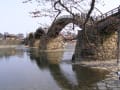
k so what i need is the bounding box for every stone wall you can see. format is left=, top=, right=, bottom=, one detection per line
left=46, top=35, right=65, bottom=50
left=74, top=27, right=118, bottom=61
left=96, top=32, right=117, bottom=60
left=0, top=40, right=22, bottom=45
left=29, top=35, right=65, bottom=50
left=34, top=40, right=40, bottom=47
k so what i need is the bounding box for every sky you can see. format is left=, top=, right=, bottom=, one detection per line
left=0, top=0, right=120, bottom=36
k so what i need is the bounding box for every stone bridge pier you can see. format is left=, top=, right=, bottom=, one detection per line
left=74, top=24, right=119, bottom=61
left=39, top=35, right=65, bottom=50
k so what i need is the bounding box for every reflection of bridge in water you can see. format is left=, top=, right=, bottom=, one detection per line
left=0, top=47, right=24, bottom=58
left=39, top=5, right=120, bottom=61
left=0, top=45, right=120, bottom=89
left=28, top=48, right=120, bottom=90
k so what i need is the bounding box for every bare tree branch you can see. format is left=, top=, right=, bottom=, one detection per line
left=82, top=0, right=96, bottom=47
left=52, top=0, right=61, bottom=22
left=57, top=0, right=74, bottom=16
left=83, top=0, right=95, bottom=27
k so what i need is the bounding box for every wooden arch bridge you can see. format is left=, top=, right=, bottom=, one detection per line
left=39, top=5, right=120, bottom=61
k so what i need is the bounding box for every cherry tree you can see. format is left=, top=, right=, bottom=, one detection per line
left=22, top=0, right=104, bottom=26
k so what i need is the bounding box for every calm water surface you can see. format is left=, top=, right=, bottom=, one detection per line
left=0, top=46, right=120, bottom=90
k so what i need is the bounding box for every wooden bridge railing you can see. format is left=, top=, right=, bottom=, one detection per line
left=95, top=5, right=120, bottom=21
left=55, top=5, right=120, bottom=24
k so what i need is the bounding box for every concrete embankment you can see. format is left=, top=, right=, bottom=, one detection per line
left=0, top=40, right=23, bottom=48
left=0, top=40, right=22, bottom=45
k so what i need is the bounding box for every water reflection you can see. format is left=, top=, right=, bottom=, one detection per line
left=42, top=64, right=109, bottom=90
left=28, top=48, right=110, bottom=90
left=0, top=47, right=24, bottom=59
left=28, top=48, right=49, bottom=69
left=0, top=47, right=120, bottom=90
left=28, top=48, right=64, bottom=67
left=72, top=65, right=109, bottom=90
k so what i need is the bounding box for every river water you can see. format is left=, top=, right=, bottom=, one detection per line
left=0, top=45, right=120, bottom=90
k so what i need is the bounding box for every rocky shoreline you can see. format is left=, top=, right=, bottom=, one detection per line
left=74, top=60, right=120, bottom=72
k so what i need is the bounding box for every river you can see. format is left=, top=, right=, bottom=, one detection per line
left=0, top=45, right=120, bottom=90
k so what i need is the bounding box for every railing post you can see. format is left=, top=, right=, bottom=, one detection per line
left=111, top=10, right=113, bottom=15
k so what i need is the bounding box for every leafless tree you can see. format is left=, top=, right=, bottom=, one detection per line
left=22, top=0, right=104, bottom=25
left=22, top=0, right=105, bottom=47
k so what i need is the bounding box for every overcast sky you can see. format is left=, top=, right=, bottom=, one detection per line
left=0, top=0, right=120, bottom=36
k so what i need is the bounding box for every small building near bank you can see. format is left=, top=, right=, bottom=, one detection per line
left=5, top=34, right=17, bottom=40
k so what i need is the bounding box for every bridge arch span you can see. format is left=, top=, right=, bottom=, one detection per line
left=43, top=7, right=120, bottom=60
left=47, top=15, right=91, bottom=38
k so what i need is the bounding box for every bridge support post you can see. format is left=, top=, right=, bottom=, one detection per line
left=74, top=30, right=84, bottom=61
left=117, top=26, right=120, bottom=64
left=73, top=30, right=96, bottom=61
left=73, top=26, right=118, bottom=61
